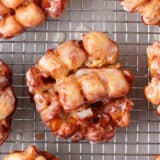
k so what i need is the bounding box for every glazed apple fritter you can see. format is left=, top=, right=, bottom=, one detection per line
left=155, top=155, right=160, bottom=160
left=3, top=145, right=58, bottom=160
left=26, top=31, right=134, bottom=143
left=147, top=42, right=160, bottom=77
left=41, top=0, right=68, bottom=18
left=0, top=60, right=16, bottom=145
left=145, top=42, right=160, bottom=114
left=121, top=0, right=160, bottom=26
left=0, top=0, right=68, bottom=38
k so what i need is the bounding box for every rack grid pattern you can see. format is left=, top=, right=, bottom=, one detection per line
left=0, top=0, right=160, bottom=159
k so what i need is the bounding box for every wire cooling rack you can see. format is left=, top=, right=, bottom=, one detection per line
left=0, top=0, right=160, bottom=159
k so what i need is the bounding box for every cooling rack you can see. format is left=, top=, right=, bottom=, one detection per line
left=0, top=0, right=160, bottom=159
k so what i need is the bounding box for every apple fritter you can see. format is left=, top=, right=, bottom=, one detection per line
left=121, top=0, right=160, bottom=26
left=26, top=31, right=134, bottom=143
left=3, top=145, right=59, bottom=160
left=0, top=60, right=16, bottom=145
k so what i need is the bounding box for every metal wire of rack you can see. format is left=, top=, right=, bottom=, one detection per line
left=0, top=0, right=160, bottom=159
